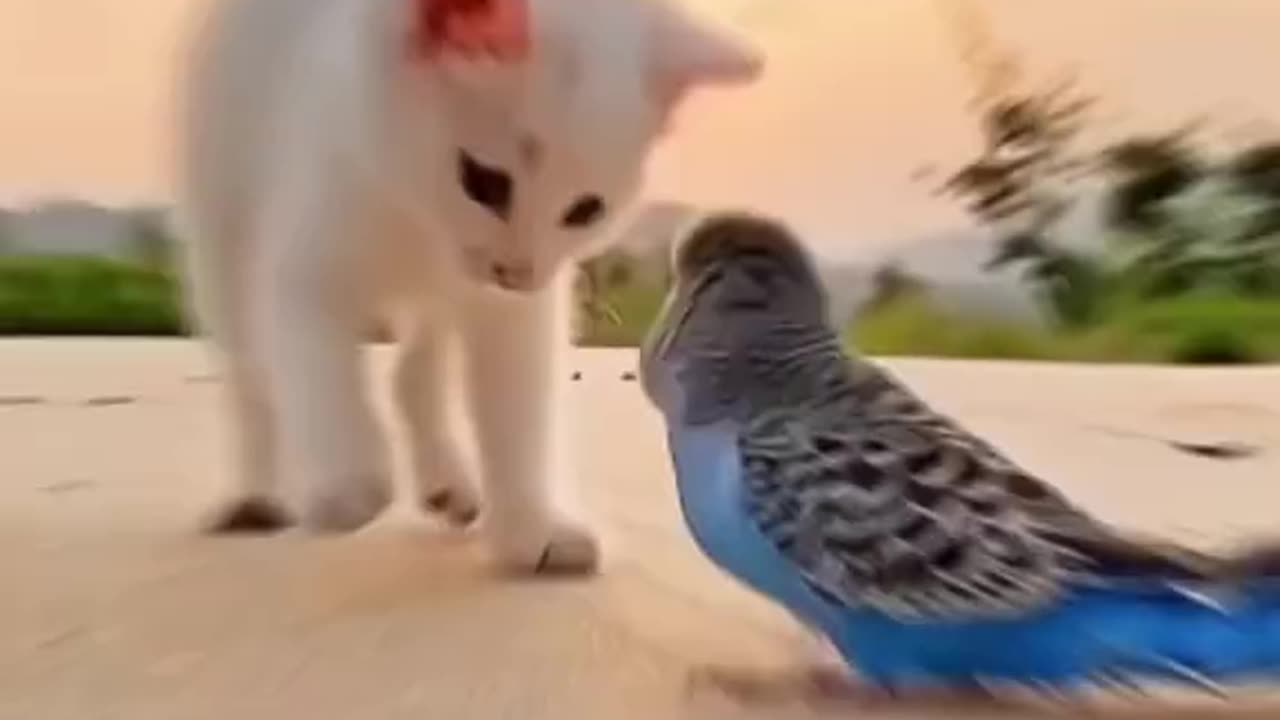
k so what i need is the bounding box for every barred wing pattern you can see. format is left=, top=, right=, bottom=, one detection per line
left=737, top=359, right=1211, bottom=622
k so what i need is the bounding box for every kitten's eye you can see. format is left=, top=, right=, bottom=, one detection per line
left=458, top=149, right=512, bottom=220
left=561, top=194, right=605, bottom=228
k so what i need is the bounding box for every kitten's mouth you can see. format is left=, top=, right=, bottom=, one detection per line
left=476, top=264, right=544, bottom=294
left=460, top=248, right=544, bottom=293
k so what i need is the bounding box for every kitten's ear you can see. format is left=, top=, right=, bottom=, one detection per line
left=410, top=0, right=530, bottom=62
left=650, top=3, right=765, bottom=122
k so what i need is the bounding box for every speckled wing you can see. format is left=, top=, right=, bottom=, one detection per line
left=738, top=359, right=1215, bottom=622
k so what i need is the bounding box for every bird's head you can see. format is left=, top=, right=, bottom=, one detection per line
left=639, top=211, right=830, bottom=421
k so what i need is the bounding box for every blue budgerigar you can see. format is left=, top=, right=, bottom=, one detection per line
left=639, top=211, right=1280, bottom=701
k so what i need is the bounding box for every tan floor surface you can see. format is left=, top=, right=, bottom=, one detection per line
left=3, top=340, right=1280, bottom=719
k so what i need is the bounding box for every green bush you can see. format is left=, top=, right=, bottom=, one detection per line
left=0, top=255, right=186, bottom=336
left=578, top=283, right=665, bottom=347
left=2, top=253, right=1273, bottom=367
left=578, top=280, right=1280, bottom=365
left=850, top=292, right=1280, bottom=365
left=1085, top=295, right=1280, bottom=365
left=851, top=294, right=1071, bottom=361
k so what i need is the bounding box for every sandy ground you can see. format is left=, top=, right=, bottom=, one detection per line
left=3, top=340, right=1280, bottom=720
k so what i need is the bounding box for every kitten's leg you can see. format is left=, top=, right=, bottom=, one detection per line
left=393, top=317, right=482, bottom=527
left=461, top=277, right=599, bottom=575
left=177, top=208, right=292, bottom=533
left=204, top=356, right=294, bottom=532
left=254, top=209, right=393, bottom=533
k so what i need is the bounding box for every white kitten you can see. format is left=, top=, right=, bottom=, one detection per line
left=175, top=0, right=762, bottom=574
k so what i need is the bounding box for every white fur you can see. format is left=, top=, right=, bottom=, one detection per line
left=175, top=0, right=761, bottom=572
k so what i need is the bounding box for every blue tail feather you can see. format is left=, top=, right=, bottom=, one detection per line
left=837, top=584, right=1280, bottom=690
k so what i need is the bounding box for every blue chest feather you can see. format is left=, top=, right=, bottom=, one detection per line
left=667, top=423, right=1280, bottom=690
left=669, top=423, right=843, bottom=635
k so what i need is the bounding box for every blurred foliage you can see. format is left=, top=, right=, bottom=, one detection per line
left=0, top=243, right=1275, bottom=366
left=852, top=291, right=1068, bottom=361
left=1090, top=294, right=1280, bottom=364
left=575, top=256, right=625, bottom=341
left=934, top=5, right=1092, bottom=219
left=852, top=291, right=1280, bottom=365
left=930, top=0, right=1106, bottom=328
left=0, top=241, right=671, bottom=344
left=1099, top=130, right=1205, bottom=231
left=0, top=255, right=185, bottom=336
left=1104, top=176, right=1280, bottom=301
left=579, top=281, right=666, bottom=348
left=923, top=0, right=1280, bottom=359
left=575, top=248, right=671, bottom=346
left=864, top=261, right=926, bottom=312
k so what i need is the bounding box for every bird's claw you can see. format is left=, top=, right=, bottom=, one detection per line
left=685, top=664, right=1013, bottom=712
left=685, top=664, right=880, bottom=707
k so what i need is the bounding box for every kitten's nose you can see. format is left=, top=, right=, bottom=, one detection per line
left=489, top=260, right=535, bottom=292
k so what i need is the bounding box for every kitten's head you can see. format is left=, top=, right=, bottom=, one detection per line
left=407, top=0, right=763, bottom=293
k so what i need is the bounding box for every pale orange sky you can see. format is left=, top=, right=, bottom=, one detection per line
left=2, top=0, right=1280, bottom=257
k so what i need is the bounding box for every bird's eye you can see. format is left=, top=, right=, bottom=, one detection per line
left=561, top=194, right=606, bottom=228
left=745, top=264, right=774, bottom=286
left=457, top=149, right=512, bottom=220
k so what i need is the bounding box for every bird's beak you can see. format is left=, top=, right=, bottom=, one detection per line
left=654, top=291, right=696, bottom=363
left=639, top=283, right=698, bottom=408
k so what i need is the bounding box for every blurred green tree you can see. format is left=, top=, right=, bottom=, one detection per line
left=929, top=0, right=1103, bottom=327
left=928, top=0, right=1280, bottom=327
left=865, top=260, right=926, bottom=311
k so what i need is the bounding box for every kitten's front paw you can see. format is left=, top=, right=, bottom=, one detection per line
left=410, top=438, right=483, bottom=528
left=494, top=516, right=601, bottom=577
left=299, top=473, right=393, bottom=533
left=204, top=496, right=295, bottom=534
left=421, top=485, right=482, bottom=528
left=535, top=521, right=600, bottom=576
